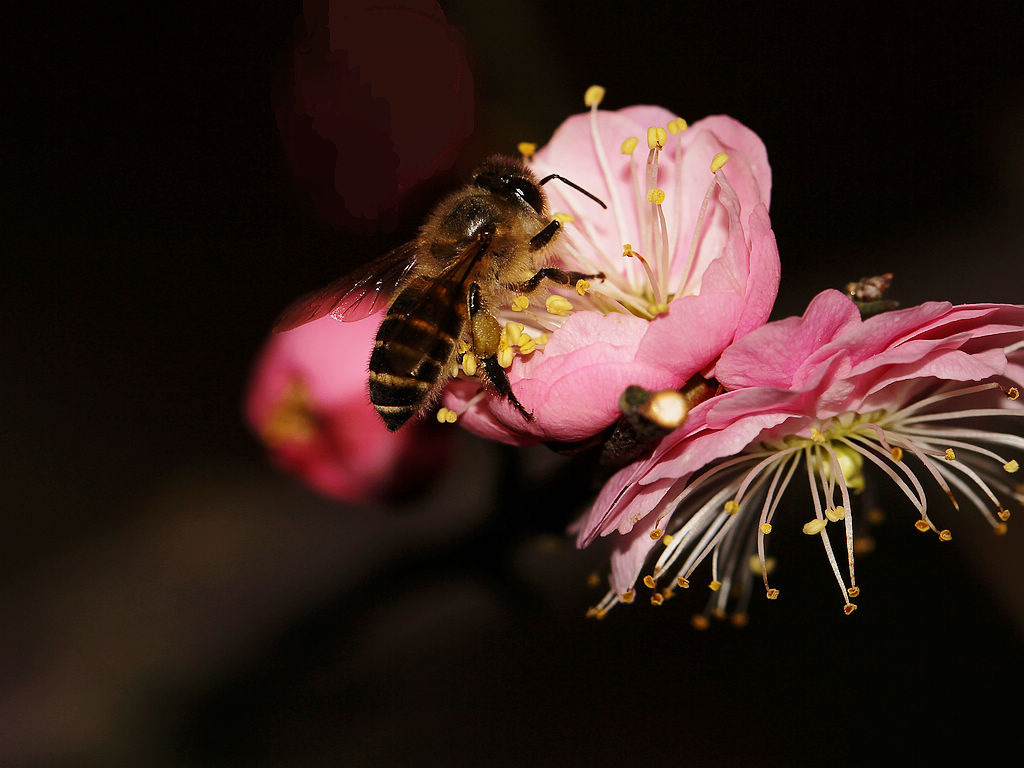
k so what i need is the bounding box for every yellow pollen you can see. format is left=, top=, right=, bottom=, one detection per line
left=536, top=333, right=549, bottom=346
left=938, top=529, right=953, bottom=541
left=517, top=141, right=536, bottom=158
left=620, top=136, right=638, bottom=155
left=811, top=428, right=827, bottom=444
left=710, top=152, right=729, bottom=172
left=546, top=295, right=573, bottom=316
left=435, top=407, right=458, bottom=424
left=691, top=614, right=710, bottom=630
left=662, top=533, right=674, bottom=546
left=649, top=528, right=663, bottom=540
left=646, top=302, right=670, bottom=316
left=802, top=518, right=828, bottom=535
left=650, top=593, right=664, bottom=606
left=647, top=125, right=667, bottom=150
left=944, top=448, right=956, bottom=461
left=552, top=212, right=574, bottom=224
left=622, top=243, right=635, bottom=257
left=497, top=347, right=515, bottom=368
left=1004, top=460, right=1019, bottom=473
left=998, top=508, right=1011, bottom=521
left=518, top=337, right=537, bottom=355
left=504, top=322, right=524, bottom=346
left=914, top=519, right=931, bottom=532
left=825, top=506, right=847, bottom=522
left=575, top=279, right=591, bottom=296
left=594, top=608, right=607, bottom=620
left=461, top=352, right=478, bottom=376
left=724, top=500, right=740, bottom=515
left=584, top=84, right=606, bottom=108
left=709, top=580, right=722, bottom=591
left=843, top=603, right=858, bottom=615
left=847, top=586, right=861, bottom=598
left=510, top=296, right=530, bottom=312
left=643, top=574, right=656, bottom=589
left=766, top=588, right=780, bottom=600
left=647, top=188, right=666, bottom=205
left=890, top=446, right=904, bottom=462
left=760, top=523, right=772, bottom=534
left=619, top=589, right=635, bottom=603
left=1006, top=386, right=1020, bottom=400
left=994, top=523, right=1008, bottom=536
left=586, top=572, right=601, bottom=588
left=677, top=576, right=690, bottom=589
left=667, top=117, right=688, bottom=135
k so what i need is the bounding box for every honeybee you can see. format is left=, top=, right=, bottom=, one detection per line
left=275, top=155, right=606, bottom=431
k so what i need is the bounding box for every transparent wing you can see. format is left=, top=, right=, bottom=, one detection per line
left=273, top=241, right=420, bottom=332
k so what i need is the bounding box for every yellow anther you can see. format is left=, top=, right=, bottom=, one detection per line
left=938, top=529, right=953, bottom=541
left=914, top=519, right=931, bottom=532
left=710, top=152, right=729, bottom=172
left=575, top=279, right=591, bottom=296
left=847, top=586, right=861, bottom=598
left=646, top=188, right=666, bottom=204
left=261, top=379, right=318, bottom=447
left=890, top=446, right=904, bottom=462
left=677, top=576, right=690, bottom=589
left=944, top=448, right=956, bottom=461
left=994, top=523, right=1008, bottom=536
left=505, top=322, right=524, bottom=346
left=711, top=607, right=727, bottom=620
left=662, top=533, right=674, bottom=546
left=998, top=508, right=1011, bottom=521
left=518, top=337, right=537, bottom=355
left=622, top=243, right=635, bottom=257
left=724, top=500, right=740, bottom=515
left=1004, top=460, right=1019, bottom=473
left=435, top=407, right=458, bottom=424
left=546, top=295, right=573, bottom=316
left=517, top=141, right=537, bottom=158
left=647, top=125, right=667, bottom=150
left=766, top=588, right=780, bottom=600
left=643, top=574, right=656, bottom=589
left=802, top=518, right=828, bottom=535
left=619, top=589, right=635, bottom=603
left=691, top=614, right=710, bottom=630
left=646, top=302, right=670, bottom=316
left=650, top=593, right=664, bottom=606
left=854, top=536, right=876, bottom=555
left=749, top=555, right=776, bottom=575
left=594, top=608, right=607, bottom=620
left=461, top=352, right=478, bottom=376
left=449, top=361, right=461, bottom=378
left=620, top=136, right=638, bottom=155
left=843, top=603, right=858, bottom=615
left=552, top=212, right=575, bottom=224
left=661, top=587, right=675, bottom=601
left=825, top=506, right=847, bottom=522
left=584, top=84, right=606, bottom=108
left=866, top=508, right=886, bottom=525
left=667, top=117, right=688, bottom=135
left=709, top=579, right=722, bottom=592
left=1006, top=386, right=1020, bottom=400
left=731, top=612, right=749, bottom=628
left=649, top=528, right=663, bottom=540
left=760, top=523, right=773, bottom=534
left=810, top=428, right=827, bottom=444
left=586, top=572, right=601, bottom=588
left=510, top=295, right=530, bottom=312
left=535, top=333, right=549, bottom=346
left=497, top=347, right=515, bottom=368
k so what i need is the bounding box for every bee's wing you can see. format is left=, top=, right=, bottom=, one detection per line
left=273, top=241, right=420, bottom=332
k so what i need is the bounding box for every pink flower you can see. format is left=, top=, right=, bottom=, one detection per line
left=582, top=290, right=1024, bottom=621
left=444, top=87, right=780, bottom=445
left=245, top=314, right=446, bottom=503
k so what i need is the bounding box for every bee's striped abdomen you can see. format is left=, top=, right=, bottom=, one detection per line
left=369, top=276, right=467, bottom=431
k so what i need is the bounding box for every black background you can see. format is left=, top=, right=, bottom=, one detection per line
left=4, top=1, right=1023, bottom=765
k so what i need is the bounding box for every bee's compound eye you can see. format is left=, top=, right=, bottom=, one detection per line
left=512, top=181, right=544, bottom=214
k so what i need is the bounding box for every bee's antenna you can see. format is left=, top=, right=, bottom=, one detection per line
left=537, top=174, right=608, bottom=209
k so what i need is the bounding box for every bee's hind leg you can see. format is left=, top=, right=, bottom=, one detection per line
left=481, top=355, right=534, bottom=421
left=468, top=282, right=535, bottom=422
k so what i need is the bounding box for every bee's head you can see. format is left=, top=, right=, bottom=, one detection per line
left=473, top=157, right=545, bottom=215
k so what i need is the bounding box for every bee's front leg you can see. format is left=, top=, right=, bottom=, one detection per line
left=468, top=282, right=534, bottom=421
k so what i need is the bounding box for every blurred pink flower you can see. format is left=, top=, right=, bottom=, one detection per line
left=581, top=290, right=1023, bottom=621
left=246, top=314, right=445, bottom=503
left=445, top=91, right=780, bottom=444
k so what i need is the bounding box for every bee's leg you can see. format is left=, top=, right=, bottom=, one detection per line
left=505, top=267, right=606, bottom=294
left=468, top=282, right=534, bottom=421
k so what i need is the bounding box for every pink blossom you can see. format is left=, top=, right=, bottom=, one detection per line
left=582, top=290, right=1024, bottom=620
left=444, top=91, right=780, bottom=444
left=246, top=314, right=446, bottom=503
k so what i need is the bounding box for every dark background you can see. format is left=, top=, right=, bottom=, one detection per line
left=4, top=1, right=1023, bottom=765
